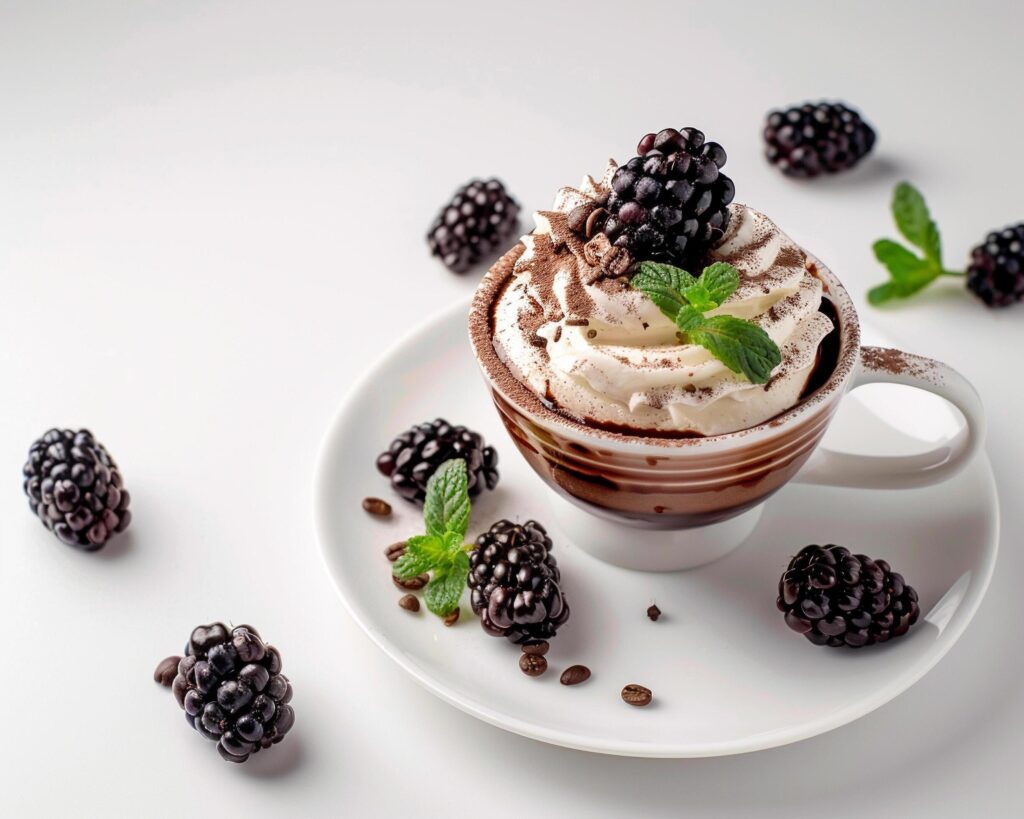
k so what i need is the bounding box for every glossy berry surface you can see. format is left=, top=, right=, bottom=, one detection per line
left=602, top=127, right=734, bottom=272
left=172, top=623, right=294, bottom=763
left=376, top=418, right=499, bottom=505
left=777, top=545, right=920, bottom=648
left=764, top=101, right=876, bottom=178
left=966, top=223, right=1024, bottom=307
left=426, top=178, right=520, bottom=273
left=468, top=519, right=569, bottom=645
left=22, top=428, right=131, bottom=551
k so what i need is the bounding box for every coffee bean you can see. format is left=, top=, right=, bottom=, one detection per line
left=519, top=653, right=548, bottom=677
left=647, top=604, right=662, bottom=622
left=621, top=684, right=652, bottom=707
left=399, top=594, right=420, bottom=612
left=567, top=202, right=595, bottom=234
left=560, top=665, right=591, bottom=686
left=585, top=207, right=608, bottom=238
left=443, top=608, right=460, bottom=627
left=565, top=317, right=590, bottom=327
left=393, top=573, right=428, bottom=591
left=363, top=497, right=392, bottom=517
left=521, top=640, right=549, bottom=656
left=384, top=542, right=406, bottom=562
left=153, top=656, right=182, bottom=687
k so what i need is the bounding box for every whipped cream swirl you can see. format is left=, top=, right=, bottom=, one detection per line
left=489, top=161, right=836, bottom=436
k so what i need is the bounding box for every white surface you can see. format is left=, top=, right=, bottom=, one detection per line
left=1, top=0, right=1021, bottom=815
left=314, top=302, right=997, bottom=756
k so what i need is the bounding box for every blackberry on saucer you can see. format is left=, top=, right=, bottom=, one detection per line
left=764, top=101, right=876, bottom=178
left=598, top=127, right=734, bottom=271
left=167, top=623, right=295, bottom=763
left=777, top=545, right=920, bottom=648
left=376, top=418, right=499, bottom=505
left=427, top=178, right=520, bottom=273
left=468, top=519, right=569, bottom=645
left=966, top=223, right=1024, bottom=307
left=22, top=428, right=131, bottom=551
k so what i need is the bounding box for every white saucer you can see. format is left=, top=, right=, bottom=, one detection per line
left=313, top=300, right=999, bottom=758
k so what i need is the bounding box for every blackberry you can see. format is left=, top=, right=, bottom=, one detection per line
left=599, top=127, right=734, bottom=271
left=22, top=428, right=131, bottom=551
left=966, top=223, right=1024, bottom=307
left=777, top=545, right=920, bottom=648
left=170, top=623, right=295, bottom=763
left=468, top=519, right=569, bottom=645
left=427, top=178, right=520, bottom=273
left=764, top=101, right=876, bottom=178
left=376, top=418, right=499, bottom=505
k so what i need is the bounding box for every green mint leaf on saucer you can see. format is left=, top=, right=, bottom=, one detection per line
left=393, top=534, right=448, bottom=579
left=424, top=551, right=470, bottom=617
left=396, top=458, right=472, bottom=617
left=868, top=182, right=964, bottom=305
left=631, top=261, right=697, bottom=320
left=689, top=315, right=782, bottom=385
left=631, top=260, right=782, bottom=384
left=423, top=459, right=470, bottom=540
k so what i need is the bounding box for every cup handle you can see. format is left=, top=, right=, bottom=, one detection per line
left=793, top=346, right=986, bottom=489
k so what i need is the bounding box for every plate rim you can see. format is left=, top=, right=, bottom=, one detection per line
left=312, top=298, right=1000, bottom=758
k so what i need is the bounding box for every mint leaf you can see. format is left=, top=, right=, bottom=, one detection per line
left=675, top=305, right=706, bottom=334
left=423, top=459, right=470, bottom=539
left=393, top=534, right=446, bottom=579
left=868, top=183, right=962, bottom=305
left=697, top=262, right=740, bottom=306
left=892, top=182, right=941, bottom=263
left=689, top=316, right=782, bottom=384
left=424, top=551, right=470, bottom=616
left=630, top=261, right=697, bottom=320
left=680, top=281, right=716, bottom=312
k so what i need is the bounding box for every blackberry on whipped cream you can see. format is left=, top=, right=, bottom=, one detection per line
left=488, top=161, right=835, bottom=437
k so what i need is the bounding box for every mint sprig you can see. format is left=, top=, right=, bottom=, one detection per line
left=393, top=459, right=472, bottom=617
left=868, top=182, right=964, bottom=305
left=630, top=261, right=781, bottom=384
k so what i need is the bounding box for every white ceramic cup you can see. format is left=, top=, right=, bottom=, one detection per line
left=470, top=246, right=986, bottom=571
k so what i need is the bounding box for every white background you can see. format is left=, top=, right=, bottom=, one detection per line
left=2, top=1, right=1022, bottom=816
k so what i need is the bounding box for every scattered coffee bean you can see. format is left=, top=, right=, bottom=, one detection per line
left=393, top=573, right=429, bottom=591
left=521, top=640, right=549, bottom=656
left=153, top=655, right=182, bottom=687
left=363, top=497, right=392, bottom=517
left=384, top=542, right=406, bottom=562
left=519, top=653, right=548, bottom=677
left=647, top=604, right=662, bottom=622
left=621, top=684, right=653, bottom=707
left=443, top=608, right=460, bottom=627
left=399, top=594, right=420, bottom=612
left=560, top=665, right=591, bottom=686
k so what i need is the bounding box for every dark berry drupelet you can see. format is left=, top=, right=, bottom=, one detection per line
left=764, top=101, right=876, bottom=178
left=171, top=623, right=295, bottom=763
left=376, top=418, right=499, bottom=505
left=468, top=519, right=569, bottom=645
left=427, top=179, right=520, bottom=273
left=599, top=127, right=735, bottom=272
left=22, top=428, right=131, bottom=551
left=777, top=545, right=920, bottom=648
left=966, top=223, right=1024, bottom=307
